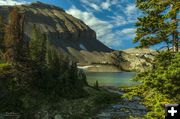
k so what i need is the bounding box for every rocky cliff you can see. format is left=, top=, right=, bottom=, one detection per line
left=0, top=2, right=155, bottom=72
left=0, top=2, right=111, bottom=52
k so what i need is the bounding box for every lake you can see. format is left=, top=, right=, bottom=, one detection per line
left=86, top=72, right=138, bottom=87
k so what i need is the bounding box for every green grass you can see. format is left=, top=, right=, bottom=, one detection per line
left=0, top=63, right=11, bottom=68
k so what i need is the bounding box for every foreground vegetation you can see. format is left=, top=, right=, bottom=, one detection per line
left=124, top=51, right=180, bottom=118
left=0, top=7, right=83, bottom=114
left=125, top=1, right=180, bottom=118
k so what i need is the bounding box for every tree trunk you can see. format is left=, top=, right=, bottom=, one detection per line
left=172, top=22, right=178, bottom=52
left=171, top=2, right=179, bottom=52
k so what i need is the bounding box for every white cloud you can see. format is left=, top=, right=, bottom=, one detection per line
left=118, top=28, right=136, bottom=39
left=80, top=0, right=100, bottom=11
left=0, top=0, right=29, bottom=6
left=111, top=0, right=119, bottom=5
left=66, top=6, right=112, bottom=38
left=102, top=33, right=122, bottom=48
left=120, top=28, right=136, bottom=34
left=101, top=0, right=111, bottom=10
left=109, top=14, right=127, bottom=26
left=100, top=0, right=119, bottom=10
left=80, top=0, right=120, bottom=11
left=66, top=6, right=121, bottom=48
left=126, top=4, right=137, bottom=14
left=124, top=4, right=139, bottom=23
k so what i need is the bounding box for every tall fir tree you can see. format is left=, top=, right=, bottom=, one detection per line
left=1, top=7, right=35, bottom=113
left=0, top=15, right=4, bottom=60
left=29, top=24, right=47, bottom=88
left=4, top=7, right=26, bottom=62
left=134, top=0, right=179, bottom=52
left=0, top=15, right=4, bottom=48
left=4, top=7, right=33, bottom=87
left=29, top=24, right=47, bottom=65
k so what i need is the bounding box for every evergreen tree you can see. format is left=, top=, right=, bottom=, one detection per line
left=4, top=7, right=26, bottom=62
left=1, top=7, right=35, bottom=114
left=134, top=0, right=179, bottom=52
left=0, top=15, right=4, bottom=50
left=94, top=80, right=99, bottom=89
left=0, top=15, right=4, bottom=60
left=30, top=24, right=47, bottom=65
left=4, top=7, right=33, bottom=87
left=69, top=61, right=78, bottom=85
left=125, top=51, right=180, bottom=118
left=29, top=24, right=47, bottom=85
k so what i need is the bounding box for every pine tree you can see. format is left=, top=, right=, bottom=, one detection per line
left=46, top=46, right=61, bottom=78
left=4, top=7, right=33, bottom=87
left=0, top=15, right=4, bottom=60
left=168, top=0, right=179, bottom=52
left=29, top=24, right=48, bottom=88
left=4, top=7, right=25, bottom=62
left=134, top=0, right=179, bottom=52
left=0, top=15, right=4, bottom=50
left=1, top=7, right=36, bottom=113
left=30, top=24, right=47, bottom=64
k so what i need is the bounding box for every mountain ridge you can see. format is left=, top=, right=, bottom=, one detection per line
left=0, top=2, right=111, bottom=53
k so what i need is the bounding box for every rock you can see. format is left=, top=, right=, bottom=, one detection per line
left=97, top=112, right=111, bottom=117
left=55, top=114, right=63, bottom=119
left=112, top=49, right=157, bottom=72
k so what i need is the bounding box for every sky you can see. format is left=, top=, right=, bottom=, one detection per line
left=0, top=0, right=143, bottom=50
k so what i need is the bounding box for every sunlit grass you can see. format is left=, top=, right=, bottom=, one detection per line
left=0, top=62, right=11, bottom=68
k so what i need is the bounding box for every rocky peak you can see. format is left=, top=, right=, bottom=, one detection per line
left=29, top=1, right=65, bottom=12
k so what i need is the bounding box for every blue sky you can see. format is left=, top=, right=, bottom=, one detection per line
left=0, top=0, right=143, bottom=50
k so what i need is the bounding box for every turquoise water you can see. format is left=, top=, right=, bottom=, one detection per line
left=86, top=72, right=138, bottom=87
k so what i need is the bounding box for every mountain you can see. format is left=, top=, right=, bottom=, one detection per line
left=0, top=2, right=111, bottom=50
left=0, top=2, right=155, bottom=72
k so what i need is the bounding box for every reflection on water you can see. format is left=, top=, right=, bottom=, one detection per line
left=86, top=72, right=138, bottom=87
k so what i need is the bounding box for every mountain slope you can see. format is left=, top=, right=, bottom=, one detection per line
left=0, top=2, right=111, bottom=54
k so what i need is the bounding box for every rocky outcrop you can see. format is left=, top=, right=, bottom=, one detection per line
left=112, top=49, right=155, bottom=72
left=77, top=48, right=156, bottom=72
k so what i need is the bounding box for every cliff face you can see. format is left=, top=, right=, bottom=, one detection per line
left=0, top=2, right=111, bottom=54
left=0, top=2, right=155, bottom=72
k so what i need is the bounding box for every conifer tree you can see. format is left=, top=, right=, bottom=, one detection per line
left=134, top=0, right=179, bottom=52
left=29, top=24, right=48, bottom=88
left=0, top=15, right=4, bottom=50
left=95, top=80, right=99, bottom=89
left=4, top=7, right=25, bottom=62
left=4, top=7, right=33, bottom=87
left=30, top=24, right=47, bottom=64
left=45, top=46, right=61, bottom=78
left=0, top=15, right=4, bottom=60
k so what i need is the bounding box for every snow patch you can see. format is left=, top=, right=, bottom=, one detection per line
left=78, top=65, right=93, bottom=69
left=80, top=44, right=87, bottom=50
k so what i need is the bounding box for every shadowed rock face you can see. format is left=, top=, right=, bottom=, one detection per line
left=0, top=2, right=111, bottom=54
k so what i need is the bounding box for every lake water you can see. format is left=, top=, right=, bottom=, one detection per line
left=86, top=72, right=138, bottom=87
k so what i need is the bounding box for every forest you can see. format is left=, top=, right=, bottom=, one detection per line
left=0, top=7, right=88, bottom=117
